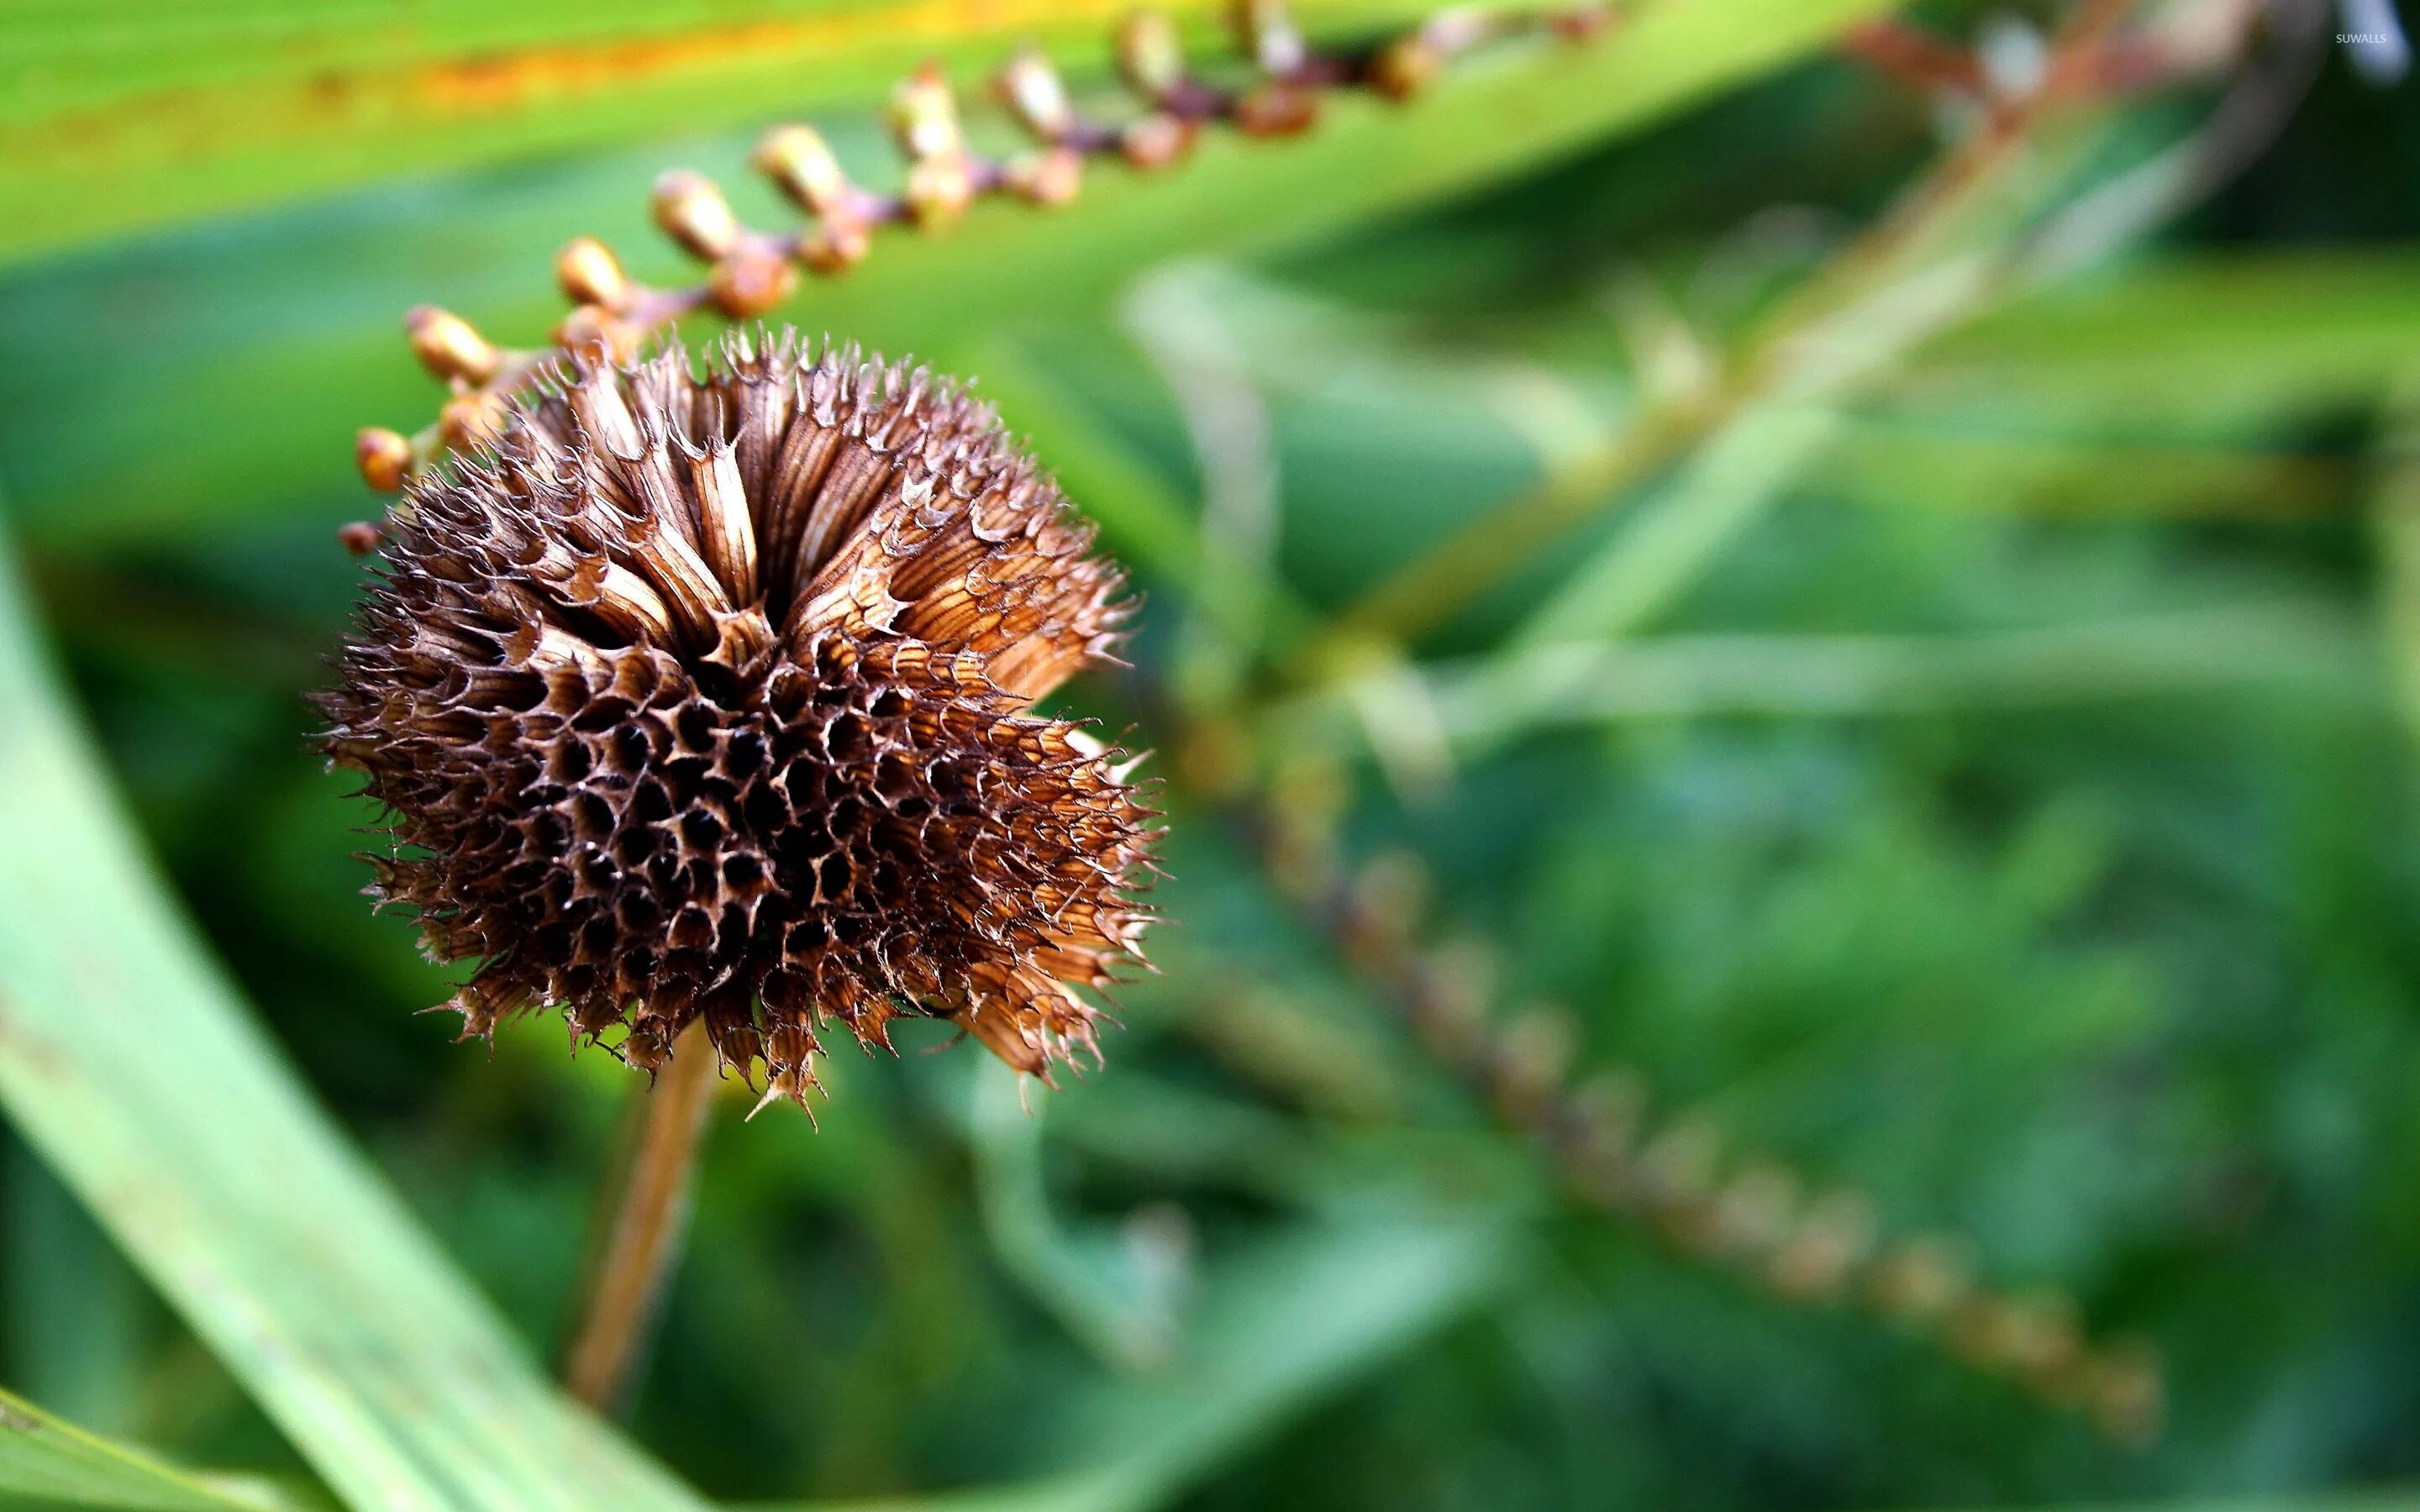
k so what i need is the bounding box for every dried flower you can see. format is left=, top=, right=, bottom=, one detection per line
left=322, top=330, right=1155, bottom=1110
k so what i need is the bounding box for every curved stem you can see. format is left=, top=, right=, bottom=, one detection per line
left=562, top=1021, right=719, bottom=1414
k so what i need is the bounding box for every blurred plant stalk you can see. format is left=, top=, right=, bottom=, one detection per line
left=355, top=0, right=1633, bottom=493
left=562, top=1021, right=720, bottom=1415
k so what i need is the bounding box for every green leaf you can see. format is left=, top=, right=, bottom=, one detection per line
left=0, top=0, right=1897, bottom=555
left=0, top=503, right=710, bottom=1511
left=0, top=1385, right=333, bottom=1512
left=743, top=1213, right=1513, bottom=1512
left=1902, top=250, right=2420, bottom=422
left=0, top=0, right=1486, bottom=266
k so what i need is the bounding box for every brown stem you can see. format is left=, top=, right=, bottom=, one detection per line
left=561, top=1020, right=719, bottom=1414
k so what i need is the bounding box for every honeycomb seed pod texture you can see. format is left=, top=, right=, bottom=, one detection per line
left=320, top=330, right=1156, bottom=1110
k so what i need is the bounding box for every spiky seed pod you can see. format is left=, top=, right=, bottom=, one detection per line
left=320, top=329, right=1155, bottom=1110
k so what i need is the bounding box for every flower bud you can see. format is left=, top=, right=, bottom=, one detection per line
left=650, top=171, right=741, bottom=260
left=1229, top=0, right=1307, bottom=76
left=708, top=248, right=797, bottom=318
left=886, top=65, right=965, bottom=163
left=1004, top=148, right=1084, bottom=207
left=1235, top=82, right=1319, bottom=137
left=997, top=46, right=1077, bottom=141
left=753, top=124, right=852, bottom=218
left=1116, top=12, right=1187, bottom=102
left=554, top=237, right=632, bottom=312
left=1119, top=113, right=1196, bottom=171
left=404, top=306, right=500, bottom=386
left=797, top=221, right=872, bottom=275
left=437, top=391, right=504, bottom=452
left=355, top=426, right=414, bottom=491
left=554, top=304, right=639, bottom=364
left=1371, top=34, right=1445, bottom=99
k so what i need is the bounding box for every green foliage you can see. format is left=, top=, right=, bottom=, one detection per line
left=0, top=1384, right=330, bottom=1511
left=3, top=2, right=2420, bottom=1510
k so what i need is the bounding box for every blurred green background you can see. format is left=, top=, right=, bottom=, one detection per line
left=3, top=2, right=2419, bottom=1509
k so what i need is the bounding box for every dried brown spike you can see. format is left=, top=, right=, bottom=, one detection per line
left=320, top=330, right=1155, bottom=1110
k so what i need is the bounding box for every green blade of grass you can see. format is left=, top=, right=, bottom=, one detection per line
left=0, top=1385, right=334, bottom=1512
left=0, top=0, right=1492, bottom=266
left=0, top=0, right=1897, bottom=556
left=0, top=503, right=710, bottom=1511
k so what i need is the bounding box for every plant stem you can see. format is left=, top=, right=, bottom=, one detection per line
left=562, top=1021, right=719, bottom=1415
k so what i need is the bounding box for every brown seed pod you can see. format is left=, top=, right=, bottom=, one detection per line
left=320, top=329, right=1155, bottom=1110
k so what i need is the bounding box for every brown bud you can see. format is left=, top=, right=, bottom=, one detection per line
left=1947, top=1293, right=2082, bottom=1385
left=1565, top=1070, right=1648, bottom=1157
left=1409, top=937, right=1491, bottom=1063
left=2083, top=1341, right=2164, bottom=1447
left=1119, top=113, right=1196, bottom=171
left=554, top=237, right=631, bottom=312
left=355, top=427, right=414, bottom=491
left=1868, top=1238, right=1974, bottom=1325
left=1765, top=1189, right=1876, bottom=1299
left=997, top=46, right=1077, bottom=141
left=337, top=521, right=387, bottom=556
left=1488, top=1007, right=1576, bottom=1129
left=1003, top=148, right=1084, bottom=207
left=1707, top=1162, right=1799, bottom=1257
left=650, top=171, right=741, bottom=260
left=752, top=123, right=852, bottom=218
left=404, top=306, right=500, bottom=386
left=708, top=249, right=797, bottom=318
left=886, top=64, right=965, bottom=163
left=1235, top=82, right=1319, bottom=138
left=1229, top=0, right=1308, bottom=76
left=437, top=391, right=504, bottom=453
left=1551, top=4, right=1617, bottom=43
left=797, top=221, right=872, bottom=276
left=1639, top=1116, right=1723, bottom=1206
left=1349, top=850, right=1431, bottom=949
left=1116, top=12, right=1187, bottom=102
left=1371, top=34, right=1445, bottom=99
left=554, top=304, right=639, bottom=364
left=902, top=155, right=975, bottom=230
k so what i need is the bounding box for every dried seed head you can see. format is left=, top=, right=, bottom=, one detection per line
left=321, top=331, right=1155, bottom=1109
